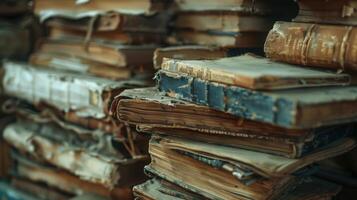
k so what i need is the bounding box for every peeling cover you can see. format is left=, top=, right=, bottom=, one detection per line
left=2, top=61, right=147, bottom=119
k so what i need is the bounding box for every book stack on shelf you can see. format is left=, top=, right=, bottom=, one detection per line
left=110, top=1, right=357, bottom=199
left=1, top=0, right=171, bottom=199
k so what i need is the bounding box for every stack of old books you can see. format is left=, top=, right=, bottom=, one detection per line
left=113, top=54, right=357, bottom=199
left=1, top=0, right=171, bottom=199
left=264, top=0, right=357, bottom=199
left=152, top=0, right=297, bottom=69
left=111, top=1, right=357, bottom=197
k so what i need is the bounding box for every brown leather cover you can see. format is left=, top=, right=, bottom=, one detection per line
left=265, top=21, right=357, bottom=71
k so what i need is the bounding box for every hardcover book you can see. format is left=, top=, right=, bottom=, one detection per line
left=157, top=70, right=357, bottom=128
left=3, top=121, right=149, bottom=188
left=265, top=21, right=357, bottom=71
left=2, top=62, right=147, bottom=119
left=161, top=54, right=350, bottom=90
left=294, top=0, right=357, bottom=26
left=112, top=87, right=355, bottom=158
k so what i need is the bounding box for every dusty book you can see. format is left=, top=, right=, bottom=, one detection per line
left=34, top=0, right=170, bottom=19
left=157, top=70, right=357, bottom=128
left=265, top=21, right=357, bottom=71
left=148, top=136, right=355, bottom=179
left=2, top=62, right=148, bottom=119
left=133, top=178, right=207, bottom=200
left=146, top=136, right=296, bottom=200
left=112, top=87, right=355, bottom=158
left=44, top=12, right=169, bottom=33
left=134, top=177, right=341, bottom=200
left=30, top=52, right=132, bottom=80
left=168, top=30, right=267, bottom=48
left=3, top=121, right=149, bottom=188
left=153, top=46, right=261, bottom=69
left=174, top=12, right=275, bottom=32
left=37, top=39, right=157, bottom=67
left=161, top=54, right=350, bottom=90
left=172, top=0, right=297, bottom=17
left=12, top=154, right=133, bottom=199
left=294, top=0, right=357, bottom=26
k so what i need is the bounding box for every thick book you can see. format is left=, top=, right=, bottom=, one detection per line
left=294, top=0, right=357, bottom=26
left=157, top=70, right=357, bottom=128
left=43, top=12, right=169, bottom=33
left=112, top=87, right=355, bottom=158
left=4, top=121, right=149, bottom=188
left=134, top=177, right=341, bottom=200
left=147, top=136, right=295, bottom=200
left=48, top=25, right=164, bottom=44
left=265, top=21, right=357, bottom=71
left=2, top=62, right=147, bottom=119
left=149, top=136, right=356, bottom=179
left=13, top=154, right=133, bottom=199
left=30, top=52, right=132, bottom=80
left=168, top=30, right=267, bottom=48
left=154, top=46, right=261, bottom=69
left=174, top=12, right=275, bottom=32
left=161, top=54, right=350, bottom=90
left=133, top=178, right=207, bottom=200
left=173, top=0, right=297, bottom=17
left=37, top=39, right=156, bottom=67
left=34, top=0, right=170, bottom=18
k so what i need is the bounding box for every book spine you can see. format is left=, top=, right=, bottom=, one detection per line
left=264, top=21, right=357, bottom=71
left=157, top=70, right=297, bottom=128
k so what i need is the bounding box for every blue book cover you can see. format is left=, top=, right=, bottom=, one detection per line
left=157, top=70, right=357, bottom=129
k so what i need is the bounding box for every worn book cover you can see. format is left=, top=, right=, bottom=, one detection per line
left=161, top=54, right=350, bottom=90
left=2, top=62, right=148, bottom=119
left=157, top=70, right=357, bottom=128
left=265, top=21, right=357, bottom=71
left=294, top=0, right=357, bottom=26
left=112, top=87, right=355, bottom=158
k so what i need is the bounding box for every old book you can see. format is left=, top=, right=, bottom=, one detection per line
left=161, top=54, right=350, bottom=90
left=3, top=121, right=149, bottom=188
left=146, top=136, right=296, bottom=200
left=133, top=178, right=207, bottom=200
left=134, top=177, right=341, bottom=200
left=48, top=25, right=164, bottom=44
left=112, top=87, right=355, bottom=158
left=175, top=12, right=275, bottom=32
left=294, top=0, right=357, bottom=26
left=44, top=12, right=169, bottom=33
left=153, top=46, right=261, bottom=69
left=9, top=100, right=149, bottom=157
left=173, top=0, right=297, bottom=16
left=34, top=0, right=169, bottom=17
left=37, top=39, right=156, bottom=67
left=157, top=70, right=357, bottom=128
left=13, top=154, right=133, bottom=199
left=2, top=62, right=147, bottom=119
left=265, top=21, right=357, bottom=71
left=149, top=136, right=356, bottom=179
left=30, top=52, right=132, bottom=80
left=0, top=0, right=31, bottom=16
left=168, top=30, right=267, bottom=47
left=0, top=116, right=15, bottom=178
